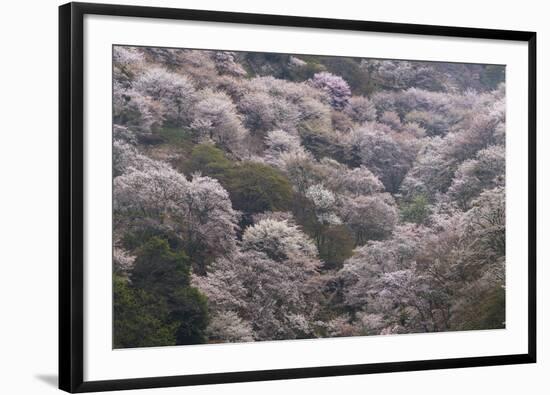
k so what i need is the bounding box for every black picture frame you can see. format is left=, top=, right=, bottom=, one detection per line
left=59, top=2, right=537, bottom=393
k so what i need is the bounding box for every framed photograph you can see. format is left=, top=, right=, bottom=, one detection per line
left=59, top=2, right=536, bottom=392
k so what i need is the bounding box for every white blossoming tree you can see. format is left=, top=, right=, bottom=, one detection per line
left=310, top=72, right=352, bottom=110
left=191, top=89, right=248, bottom=151
left=194, top=218, right=323, bottom=341
left=113, top=160, right=238, bottom=274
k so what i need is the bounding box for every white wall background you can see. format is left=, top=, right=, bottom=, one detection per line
left=0, top=0, right=546, bottom=393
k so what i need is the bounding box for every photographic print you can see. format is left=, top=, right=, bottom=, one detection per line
left=112, top=45, right=506, bottom=349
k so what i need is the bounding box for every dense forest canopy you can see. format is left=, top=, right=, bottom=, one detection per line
left=113, top=46, right=505, bottom=348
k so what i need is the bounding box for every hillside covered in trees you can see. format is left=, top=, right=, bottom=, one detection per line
left=112, top=46, right=506, bottom=348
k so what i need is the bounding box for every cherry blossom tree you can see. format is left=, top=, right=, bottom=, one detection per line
left=310, top=72, right=352, bottom=110
left=114, top=162, right=191, bottom=229
left=277, top=149, right=318, bottom=193
left=339, top=193, right=398, bottom=245
left=113, top=138, right=164, bottom=176
left=338, top=224, right=423, bottom=309
left=180, top=174, right=239, bottom=272
left=343, top=123, right=416, bottom=192
left=315, top=158, right=384, bottom=196
left=345, top=96, right=377, bottom=124
left=242, top=218, right=319, bottom=268
left=238, top=91, right=301, bottom=134
left=113, top=247, right=135, bottom=275
left=114, top=161, right=239, bottom=273
left=379, top=110, right=402, bottom=130
left=194, top=249, right=321, bottom=340
left=113, top=46, right=145, bottom=84
left=205, top=310, right=254, bottom=343
left=194, top=219, right=323, bottom=340
left=305, top=184, right=342, bottom=225
left=337, top=165, right=385, bottom=196
left=133, top=67, right=197, bottom=126
left=448, top=145, right=505, bottom=209
left=191, top=89, right=248, bottom=151
left=113, top=82, right=164, bottom=133
left=212, top=51, right=247, bottom=77
left=462, top=186, right=505, bottom=267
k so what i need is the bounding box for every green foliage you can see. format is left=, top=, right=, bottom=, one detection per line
left=226, top=162, right=293, bottom=214
left=291, top=194, right=318, bottom=228
left=170, top=287, right=209, bottom=344
left=158, top=126, right=194, bottom=147
left=240, top=52, right=373, bottom=93
left=241, top=52, right=289, bottom=78
left=157, top=127, right=197, bottom=168
left=184, top=143, right=233, bottom=178
left=319, top=57, right=373, bottom=96
left=477, top=286, right=506, bottom=329
left=131, top=237, right=191, bottom=297
left=316, top=225, right=355, bottom=270
left=480, top=65, right=505, bottom=91
left=291, top=196, right=354, bottom=270
left=400, top=195, right=430, bottom=224
left=113, top=275, right=177, bottom=348
left=121, top=226, right=181, bottom=252
left=298, top=128, right=348, bottom=164
left=241, top=53, right=326, bottom=82
left=459, top=286, right=505, bottom=330
left=114, top=237, right=209, bottom=347
left=185, top=144, right=293, bottom=217
left=288, top=60, right=326, bottom=81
